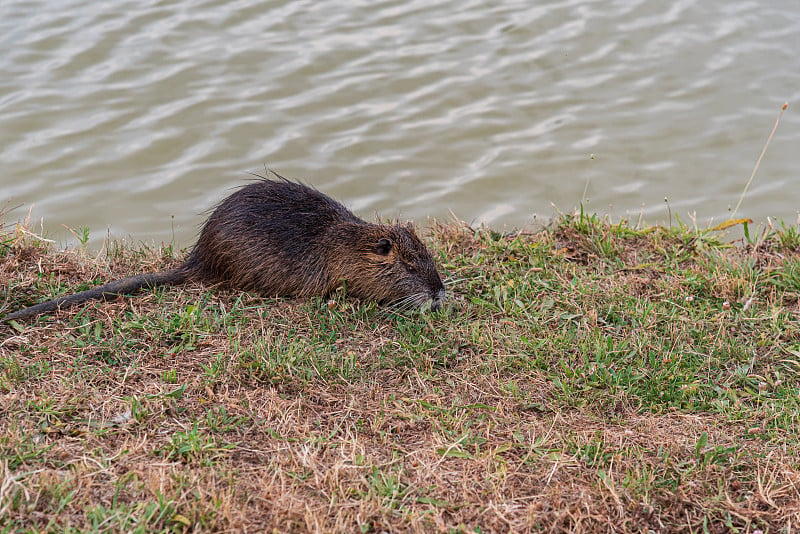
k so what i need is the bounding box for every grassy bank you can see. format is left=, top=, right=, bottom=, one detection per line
left=1, top=212, right=799, bottom=533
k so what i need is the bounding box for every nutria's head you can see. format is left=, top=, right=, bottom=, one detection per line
left=329, top=223, right=446, bottom=311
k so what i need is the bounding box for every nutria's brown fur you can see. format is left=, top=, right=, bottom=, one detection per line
left=4, top=177, right=446, bottom=321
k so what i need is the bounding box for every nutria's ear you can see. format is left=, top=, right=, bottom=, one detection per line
left=374, top=238, right=393, bottom=255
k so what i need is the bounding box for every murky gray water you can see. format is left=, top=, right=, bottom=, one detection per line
left=1, top=0, right=798, bottom=248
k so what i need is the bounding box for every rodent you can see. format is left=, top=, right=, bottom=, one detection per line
left=3, top=176, right=446, bottom=321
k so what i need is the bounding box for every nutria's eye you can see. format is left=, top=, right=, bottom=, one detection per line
left=374, top=238, right=393, bottom=255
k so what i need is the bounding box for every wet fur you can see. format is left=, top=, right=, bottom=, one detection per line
left=4, top=177, right=445, bottom=321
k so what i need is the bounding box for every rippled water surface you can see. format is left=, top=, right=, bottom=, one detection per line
left=1, top=0, right=798, bottom=247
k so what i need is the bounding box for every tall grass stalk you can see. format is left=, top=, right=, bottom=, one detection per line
left=730, top=101, right=789, bottom=219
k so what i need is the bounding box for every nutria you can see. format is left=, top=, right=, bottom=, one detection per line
left=4, top=176, right=446, bottom=321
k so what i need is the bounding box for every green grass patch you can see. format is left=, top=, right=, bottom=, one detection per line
left=2, top=214, right=800, bottom=532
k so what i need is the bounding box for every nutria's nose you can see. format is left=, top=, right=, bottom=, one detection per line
left=430, top=288, right=446, bottom=312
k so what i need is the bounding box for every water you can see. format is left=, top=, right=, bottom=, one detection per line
left=1, top=0, right=798, bottom=248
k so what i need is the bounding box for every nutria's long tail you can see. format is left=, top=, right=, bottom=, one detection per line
left=3, top=269, right=188, bottom=322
